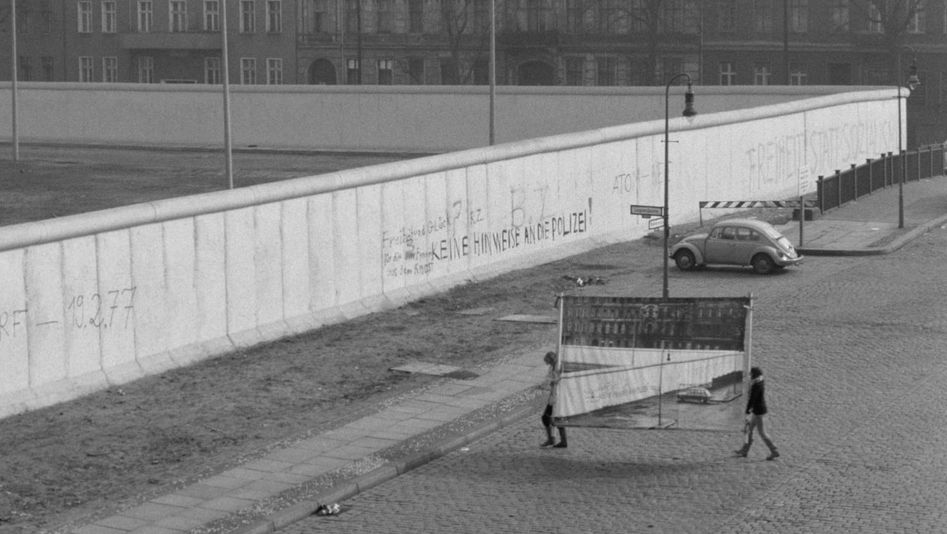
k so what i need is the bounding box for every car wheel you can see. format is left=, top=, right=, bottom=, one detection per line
left=751, top=254, right=775, bottom=274
left=674, top=250, right=697, bottom=271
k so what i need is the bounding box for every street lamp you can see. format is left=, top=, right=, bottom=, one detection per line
left=663, top=73, right=697, bottom=300
left=896, top=48, right=921, bottom=229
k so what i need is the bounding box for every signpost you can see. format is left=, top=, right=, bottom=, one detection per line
left=630, top=204, right=665, bottom=218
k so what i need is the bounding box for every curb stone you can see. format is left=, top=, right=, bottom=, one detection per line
left=231, top=397, right=541, bottom=534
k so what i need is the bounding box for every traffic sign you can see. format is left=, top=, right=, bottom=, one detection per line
left=630, top=204, right=664, bottom=217
left=648, top=217, right=664, bottom=230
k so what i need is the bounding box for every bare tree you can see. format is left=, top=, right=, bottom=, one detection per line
left=853, top=0, right=926, bottom=82
left=624, top=0, right=665, bottom=86
left=440, top=0, right=498, bottom=85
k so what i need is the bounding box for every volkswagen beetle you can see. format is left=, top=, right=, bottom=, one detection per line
left=669, top=218, right=803, bottom=274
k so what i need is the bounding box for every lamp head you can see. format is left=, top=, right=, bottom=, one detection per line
left=682, top=83, right=697, bottom=118
left=906, top=61, right=920, bottom=92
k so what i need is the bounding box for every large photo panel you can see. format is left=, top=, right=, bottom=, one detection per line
left=554, top=295, right=752, bottom=431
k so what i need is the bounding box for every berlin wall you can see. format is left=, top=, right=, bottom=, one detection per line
left=0, top=82, right=891, bottom=153
left=0, top=89, right=900, bottom=418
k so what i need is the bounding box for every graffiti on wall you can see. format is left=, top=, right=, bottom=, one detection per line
left=0, top=286, right=137, bottom=348
left=382, top=187, right=590, bottom=280
left=746, top=119, right=893, bottom=193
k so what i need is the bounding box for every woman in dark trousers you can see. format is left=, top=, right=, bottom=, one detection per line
left=540, top=351, right=567, bottom=448
left=735, top=366, right=779, bottom=460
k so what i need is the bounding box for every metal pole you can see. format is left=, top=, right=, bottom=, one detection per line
left=897, top=70, right=904, bottom=228
left=798, top=195, right=804, bottom=247
left=489, top=0, right=496, bottom=145
left=11, top=0, right=19, bottom=163
left=221, top=0, right=234, bottom=189
left=664, top=81, right=671, bottom=300
left=663, top=72, right=694, bottom=300
left=783, top=0, right=790, bottom=84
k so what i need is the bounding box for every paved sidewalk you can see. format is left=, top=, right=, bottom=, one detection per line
left=71, top=177, right=947, bottom=534
left=780, top=176, right=947, bottom=255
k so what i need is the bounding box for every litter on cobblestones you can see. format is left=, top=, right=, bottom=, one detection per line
left=563, top=274, right=606, bottom=287
left=314, top=503, right=344, bottom=516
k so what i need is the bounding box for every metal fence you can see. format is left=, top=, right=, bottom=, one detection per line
left=817, top=143, right=946, bottom=213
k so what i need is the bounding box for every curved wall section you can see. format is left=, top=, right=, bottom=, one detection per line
left=0, top=90, right=899, bottom=419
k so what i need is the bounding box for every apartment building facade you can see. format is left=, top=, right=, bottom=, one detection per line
left=2, top=1, right=946, bottom=143
left=1, top=0, right=297, bottom=84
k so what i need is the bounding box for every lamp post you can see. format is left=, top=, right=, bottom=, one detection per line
left=895, top=47, right=921, bottom=229
left=663, top=73, right=697, bottom=300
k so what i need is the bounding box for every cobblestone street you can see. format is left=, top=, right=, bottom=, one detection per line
left=281, top=226, right=947, bottom=534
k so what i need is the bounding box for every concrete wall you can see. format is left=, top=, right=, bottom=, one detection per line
left=0, top=82, right=890, bottom=153
left=0, top=89, right=900, bottom=419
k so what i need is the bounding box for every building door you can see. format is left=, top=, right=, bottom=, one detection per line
left=518, top=61, right=555, bottom=86
left=308, top=59, right=337, bottom=85
left=827, top=63, right=852, bottom=85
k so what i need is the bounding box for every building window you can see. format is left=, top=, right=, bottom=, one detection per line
left=866, top=1, right=882, bottom=33
left=753, top=0, right=774, bottom=33
left=266, top=58, right=283, bottom=84
left=205, top=57, right=221, bottom=84
left=714, top=0, right=736, bottom=32
left=628, top=57, right=648, bottom=85
left=241, top=58, right=257, bottom=84
left=408, top=57, right=424, bottom=83
left=440, top=58, right=458, bottom=84
left=102, top=1, right=117, bottom=32
left=754, top=63, right=772, bottom=85
left=304, top=0, right=328, bottom=32
left=40, top=1, right=53, bottom=33
left=473, top=58, right=489, bottom=84
left=241, top=1, right=256, bottom=32
left=789, top=0, right=807, bottom=32
left=77, top=1, right=92, bottom=33
left=526, top=0, right=550, bottom=31
left=790, top=63, right=807, bottom=85
left=42, top=56, right=54, bottom=80
left=409, top=0, right=423, bottom=32
left=377, top=0, right=393, bottom=32
left=170, top=1, right=188, bottom=32
left=204, top=1, right=220, bottom=31
left=598, top=0, right=619, bottom=33
left=19, top=56, right=32, bottom=81
left=102, top=57, right=118, bottom=82
left=16, top=8, right=30, bottom=34
left=347, top=58, right=360, bottom=84
left=78, top=56, right=94, bottom=82
left=827, top=62, right=852, bottom=84
left=566, top=0, right=583, bottom=32
left=663, top=0, right=691, bottom=34
left=597, top=56, right=616, bottom=86
left=830, top=0, right=849, bottom=32
left=377, top=59, right=393, bottom=84
left=719, top=61, right=735, bottom=85
left=267, top=0, right=282, bottom=32
left=473, top=0, right=489, bottom=33
left=565, top=57, right=583, bottom=85
left=346, top=0, right=359, bottom=33
left=138, top=56, right=154, bottom=83
left=138, top=1, right=153, bottom=32
left=907, top=8, right=924, bottom=33
left=910, top=69, right=926, bottom=104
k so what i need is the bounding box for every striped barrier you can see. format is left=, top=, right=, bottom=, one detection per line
left=698, top=199, right=819, bottom=225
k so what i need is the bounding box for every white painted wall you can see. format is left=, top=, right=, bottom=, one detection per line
left=0, top=90, right=900, bottom=418
left=0, top=82, right=892, bottom=153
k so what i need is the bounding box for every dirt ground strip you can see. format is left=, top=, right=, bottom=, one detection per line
left=0, top=146, right=790, bottom=533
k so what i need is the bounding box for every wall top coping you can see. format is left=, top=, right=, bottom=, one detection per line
left=0, top=88, right=896, bottom=252
left=0, top=81, right=896, bottom=97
